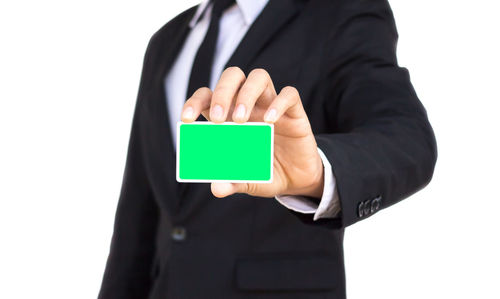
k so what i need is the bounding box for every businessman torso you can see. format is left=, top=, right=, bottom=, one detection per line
left=99, top=1, right=436, bottom=298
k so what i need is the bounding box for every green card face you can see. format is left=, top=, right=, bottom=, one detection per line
left=176, top=122, right=273, bottom=183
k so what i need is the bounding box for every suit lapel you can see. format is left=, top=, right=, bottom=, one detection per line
left=146, top=8, right=194, bottom=212
left=225, top=0, right=303, bottom=72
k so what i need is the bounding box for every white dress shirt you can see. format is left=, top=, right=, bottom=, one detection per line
left=164, top=0, right=340, bottom=220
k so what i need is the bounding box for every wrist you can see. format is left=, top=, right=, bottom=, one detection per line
left=292, top=154, right=324, bottom=199
left=305, top=162, right=325, bottom=198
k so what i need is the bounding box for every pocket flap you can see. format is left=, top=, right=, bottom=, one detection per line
left=235, top=254, right=338, bottom=291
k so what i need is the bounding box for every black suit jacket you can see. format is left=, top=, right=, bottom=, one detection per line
left=99, top=0, right=437, bottom=298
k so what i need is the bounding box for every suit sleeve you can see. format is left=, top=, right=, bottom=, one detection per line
left=98, top=38, right=159, bottom=299
left=301, top=0, right=437, bottom=228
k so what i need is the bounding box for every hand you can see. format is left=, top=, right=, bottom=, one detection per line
left=181, top=67, right=324, bottom=199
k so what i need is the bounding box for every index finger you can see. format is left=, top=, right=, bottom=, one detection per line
left=210, top=67, right=246, bottom=123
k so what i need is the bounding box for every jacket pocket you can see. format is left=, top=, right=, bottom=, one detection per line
left=235, top=254, right=338, bottom=292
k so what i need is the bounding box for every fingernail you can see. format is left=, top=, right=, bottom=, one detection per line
left=211, top=104, right=224, bottom=121
left=182, top=106, right=193, bottom=120
left=234, top=104, right=246, bottom=120
left=264, top=108, right=277, bottom=122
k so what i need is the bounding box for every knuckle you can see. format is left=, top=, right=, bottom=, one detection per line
left=281, top=86, right=300, bottom=102
left=192, top=87, right=211, bottom=98
left=225, top=66, right=246, bottom=79
left=188, top=90, right=209, bottom=103
left=212, top=85, right=233, bottom=99
left=196, top=86, right=212, bottom=94
left=282, top=86, right=298, bottom=95
left=187, top=87, right=209, bottom=99
left=249, top=68, right=270, bottom=80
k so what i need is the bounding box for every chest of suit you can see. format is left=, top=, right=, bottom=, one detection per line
left=140, top=1, right=337, bottom=216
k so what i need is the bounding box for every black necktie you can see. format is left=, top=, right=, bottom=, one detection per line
left=186, top=0, right=235, bottom=99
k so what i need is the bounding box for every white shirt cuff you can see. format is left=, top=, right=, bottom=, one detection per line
left=275, top=148, right=341, bottom=221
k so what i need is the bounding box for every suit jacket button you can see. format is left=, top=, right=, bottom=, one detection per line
left=171, top=226, right=187, bottom=241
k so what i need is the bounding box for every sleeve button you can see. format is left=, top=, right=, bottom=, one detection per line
left=363, top=200, right=371, bottom=215
left=358, top=202, right=365, bottom=218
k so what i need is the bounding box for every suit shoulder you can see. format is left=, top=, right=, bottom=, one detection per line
left=148, top=5, right=198, bottom=47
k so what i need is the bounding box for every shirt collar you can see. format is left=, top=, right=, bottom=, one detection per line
left=189, top=0, right=269, bottom=28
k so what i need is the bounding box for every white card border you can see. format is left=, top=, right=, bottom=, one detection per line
left=176, top=121, right=274, bottom=183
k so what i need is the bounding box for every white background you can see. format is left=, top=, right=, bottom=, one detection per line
left=0, top=1, right=499, bottom=298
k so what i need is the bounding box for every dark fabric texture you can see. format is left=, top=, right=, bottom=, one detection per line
left=98, top=0, right=437, bottom=298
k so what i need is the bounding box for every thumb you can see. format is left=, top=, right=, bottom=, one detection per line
left=211, top=182, right=249, bottom=198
